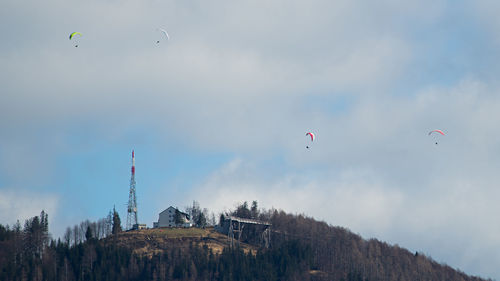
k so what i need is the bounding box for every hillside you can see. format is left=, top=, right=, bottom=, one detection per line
left=266, top=210, right=491, bottom=281
left=0, top=208, right=493, bottom=281
left=104, top=210, right=491, bottom=281
left=110, top=227, right=257, bottom=257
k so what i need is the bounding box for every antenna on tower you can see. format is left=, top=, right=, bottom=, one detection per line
left=126, top=150, right=138, bottom=230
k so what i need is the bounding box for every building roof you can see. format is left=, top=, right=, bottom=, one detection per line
left=159, top=206, right=190, bottom=219
left=224, top=215, right=271, bottom=226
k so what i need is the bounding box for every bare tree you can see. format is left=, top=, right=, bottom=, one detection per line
left=73, top=225, right=80, bottom=245
left=63, top=227, right=72, bottom=246
left=209, top=212, right=217, bottom=226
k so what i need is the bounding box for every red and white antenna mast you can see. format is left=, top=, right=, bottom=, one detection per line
left=126, top=150, right=138, bottom=230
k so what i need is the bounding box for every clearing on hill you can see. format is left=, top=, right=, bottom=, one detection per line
left=108, top=227, right=258, bottom=257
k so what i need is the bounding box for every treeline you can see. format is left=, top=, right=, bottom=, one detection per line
left=0, top=203, right=493, bottom=281
left=184, top=201, right=217, bottom=228
left=61, top=207, right=122, bottom=247
left=0, top=211, right=51, bottom=280
left=0, top=210, right=311, bottom=280
left=0, top=208, right=125, bottom=281
left=263, top=206, right=488, bottom=281
left=62, top=215, right=111, bottom=246
left=223, top=201, right=490, bottom=281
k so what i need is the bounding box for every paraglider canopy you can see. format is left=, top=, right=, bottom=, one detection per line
left=157, top=28, right=170, bottom=43
left=428, top=129, right=445, bottom=145
left=305, top=132, right=315, bottom=149
left=428, top=129, right=445, bottom=136
left=69, top=32, right=82, bottom=40
left=69, top=32, right=82, bottom=47
left=306, top=132, right=315, bottom=142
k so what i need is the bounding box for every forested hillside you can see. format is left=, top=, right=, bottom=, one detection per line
left=0, top=204, right=492, bottom=281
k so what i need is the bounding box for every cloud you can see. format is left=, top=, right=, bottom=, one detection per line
left=0, top=188, right=59, bottom=227
left=2, top=0, right=500, bottom=279
left=0, top=0, right=419, bottom=149
left=188, top=76, right=500, bottom=279
left=193, top=160, right=405, bottom=232
left=192, top=153, right=500, bottom=279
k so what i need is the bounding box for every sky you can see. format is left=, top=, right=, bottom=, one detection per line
left=1, top=0, right=500, bottom=279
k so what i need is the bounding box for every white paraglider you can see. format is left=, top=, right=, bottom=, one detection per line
left=156, top=28, right=170, bottom=43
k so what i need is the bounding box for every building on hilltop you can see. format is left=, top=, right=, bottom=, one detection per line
left=153, top=206, right=192, bottom=228
left=216, top=213, right=271, bottom=248
left=132, top=223, right=147, bottom=230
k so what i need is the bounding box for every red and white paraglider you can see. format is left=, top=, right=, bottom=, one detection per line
left=306, top=132, right=315, bottom=149
left=428, top=129, right=445, bottom=145
left=428, top=129, right=445, bottom=136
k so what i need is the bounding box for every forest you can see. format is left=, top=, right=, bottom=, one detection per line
left=0, top=202, right=492, bottom=281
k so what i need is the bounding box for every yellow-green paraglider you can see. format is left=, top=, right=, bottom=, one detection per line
left=69, top=32, right=82, bottom=47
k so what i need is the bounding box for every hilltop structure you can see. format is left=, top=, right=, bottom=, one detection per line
left=216, top=214, right=271, bottom=248
left=153, top=206, right=192, bottom=228
left=126, top=150, right=138, bottom=230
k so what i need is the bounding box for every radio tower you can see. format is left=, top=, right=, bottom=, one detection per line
left=126, top=150, right=138, bottom=230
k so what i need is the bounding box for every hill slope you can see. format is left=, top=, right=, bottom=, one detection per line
left=106, top=211, right=491, bottom=281
left=110, top=227, right=257, bottom=257
left=0, top=209, right=492, bottom=280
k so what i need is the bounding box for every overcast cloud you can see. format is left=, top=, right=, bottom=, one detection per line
left=1, top=0, right=500, bottom=279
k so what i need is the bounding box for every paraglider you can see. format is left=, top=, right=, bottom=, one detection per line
left=428, top=129, right=445, bottom=136
left=428, top=129, right=445, bottom=145
left=306, top=132, right=315, bottom=149
left=157, top=28, right=170, bottom=43
left=69, top=32, right=82, bottom=47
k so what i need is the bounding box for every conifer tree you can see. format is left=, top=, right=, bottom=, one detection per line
left=112, top=207, right=122, bottom=234
left=174, top=209, right=183, bottom=226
